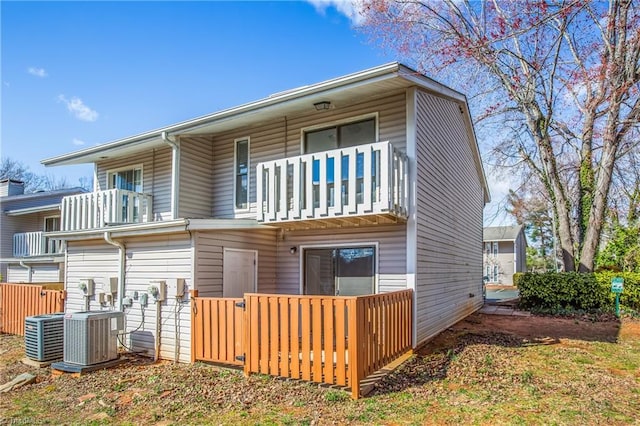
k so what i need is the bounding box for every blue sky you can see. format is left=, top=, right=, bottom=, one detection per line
left=1, top=1, right=507, bottom=223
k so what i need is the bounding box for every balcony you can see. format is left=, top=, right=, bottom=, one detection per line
left=13, top=232, right=62, bottom=257
left=256, top=141, right=408, bottom=228
left=60, top=189, right=153, bottom=232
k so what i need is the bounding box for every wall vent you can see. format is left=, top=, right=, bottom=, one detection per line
left=24, top=313, right=65, bottom=362
left=63, top=311, right=124, bottom=366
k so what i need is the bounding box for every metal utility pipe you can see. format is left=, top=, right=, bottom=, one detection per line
left=18, top=261, right=32, bottom=283
left=103, top=232, right=126, bottom=311
left=161, top=131, right=180, bottom=220
left=155, top=300, right=161, bottom=362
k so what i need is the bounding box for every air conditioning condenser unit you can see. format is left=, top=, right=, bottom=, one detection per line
left=63, top=311, right=124, bottom=366
left=24, top=313, right=65, bottom=362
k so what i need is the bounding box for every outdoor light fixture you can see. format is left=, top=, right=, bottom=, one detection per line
left=313, top=101, right=331, bottom=111
left=290, top=246, right=297, bottom=255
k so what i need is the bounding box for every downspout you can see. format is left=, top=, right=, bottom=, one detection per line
left=18, top=261, right=33, bottom=283
left=104, top=232, right=125, bottom=311
left=161, top=131, right=180, bottom=220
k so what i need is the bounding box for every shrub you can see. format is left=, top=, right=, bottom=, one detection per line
left=594, top=271, right=640, bottom=312
left=518, top=271, right=640, bottom=313
left=513, top=272, right=524, bottom=288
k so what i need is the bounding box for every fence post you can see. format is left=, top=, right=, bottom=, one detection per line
left=190, top=290, right=198, bottom=363
left=348, top=297, right=361, bottom=399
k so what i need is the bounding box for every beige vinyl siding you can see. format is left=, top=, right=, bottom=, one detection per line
left=211, top=120, right=286, bottom=218
left=276, top=225, right=407, bottom=295
left=122, top=234, right=193, bottom=362
left=1, top=211, right=60, bottom=280
left=193, top=229, right=278, bottom=296
left=65, top=239, right=120, bottom=313
left=95, top=147, right=173, bottom=221
left=179, top=136, right=214, bottom=218
left=414, top=90, right=484, bottom=345
left=211, top=92, right=407, bottom=218
left=65, top=235, right=193, bottom=362
left=7, top=263, right=62, bottom=283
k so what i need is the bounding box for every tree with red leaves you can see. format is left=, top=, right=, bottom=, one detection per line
left=358, top=0, right=640, bottom=272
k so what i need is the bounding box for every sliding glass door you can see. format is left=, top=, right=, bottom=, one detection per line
left=304, top=246, right=375, bottom=296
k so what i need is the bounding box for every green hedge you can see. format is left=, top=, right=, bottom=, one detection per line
left=518, top=271, right=640, bottom=313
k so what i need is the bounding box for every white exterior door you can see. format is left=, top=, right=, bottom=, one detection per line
left=223, top=249, right=257, bottom=298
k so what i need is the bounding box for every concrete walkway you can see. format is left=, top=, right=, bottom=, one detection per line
left=478, top=304, right=531, bottom=316
left=480, top=285, right=530, bottom=316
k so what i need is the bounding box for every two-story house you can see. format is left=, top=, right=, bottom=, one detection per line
left=42, top=62, right=489, bottom=364
left=0, top=179, right=85, bottom=283
left=483, top=225, right=527, bottom=285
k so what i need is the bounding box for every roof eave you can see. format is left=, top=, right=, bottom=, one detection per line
left=41, top=62, right=403, bottom=167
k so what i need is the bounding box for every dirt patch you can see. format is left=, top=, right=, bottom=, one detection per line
left=1, top=313, right=638, bottom=425
left=438, top=312, right=622, bottom=345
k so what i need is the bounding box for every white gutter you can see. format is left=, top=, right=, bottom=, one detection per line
left=18, top=261, right=33, bottom=282
left=162, top=131, right=179, bottom=220
left=104, top=231, right=126, bottom=311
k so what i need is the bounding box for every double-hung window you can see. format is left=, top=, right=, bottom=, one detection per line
left=235, top=138, right=250, bottom=210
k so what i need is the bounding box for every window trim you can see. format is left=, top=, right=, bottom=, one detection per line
left=493, top=242, right=499, bottom=256
left=233, top=137, right=251, bottom=212
left=43, top=215, right=61, bottom=232
left=298, top=241, right=379, bottom=295
left=299, top=112, right=379, bottom=154
left=106, top=164, right=144, bottom=192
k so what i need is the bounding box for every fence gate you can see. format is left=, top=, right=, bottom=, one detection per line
left=191, top=295, right=244, bottom=365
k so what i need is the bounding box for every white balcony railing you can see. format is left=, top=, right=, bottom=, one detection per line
left=256, top=141, right=408, bottom=224
left=61, top=189, right=153, bottom=232
left=13, top=231, right=62, bottom=257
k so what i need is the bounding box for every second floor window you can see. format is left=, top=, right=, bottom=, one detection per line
left=108, top=167, right=142, bottom=192
left=235, top=138, right=249, bottom=210
left=304, top=117, right=376, bottom=154
left=493, top=242, right=499, bottom=256
left=44, top=216, right=60, bottom=232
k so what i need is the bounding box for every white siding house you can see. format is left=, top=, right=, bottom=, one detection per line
left=42, top=63, right=490, bottom=361
left=483, top=225, right=527, bottom=285
left=0, top=179, right=85, bottom=283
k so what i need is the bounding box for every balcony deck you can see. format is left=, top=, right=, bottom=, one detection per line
left=13, top=231, right=62, bottom=257
left=256, top=141, right=408, bottom=229
left=60, top=189, right=153, bottom=232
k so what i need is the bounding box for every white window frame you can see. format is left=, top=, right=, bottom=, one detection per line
left=298, top=241, right=379, bottom=295
left=43, top=215, right=61, bottom=232
left=233, top=137, right=251, bottom=212
left=299, top=112, right=380, bottom=154
left=106, top=164, right=144, bottom=192
left=493, top=242, right=499, bottom=256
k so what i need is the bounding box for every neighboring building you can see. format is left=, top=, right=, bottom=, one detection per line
left=483, top=225, right=527, bottom=285
left=0, top=179, right=85, bottom=283
left=42, top=62, right=490, bottom=362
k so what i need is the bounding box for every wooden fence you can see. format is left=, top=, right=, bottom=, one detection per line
left=191, top=296, right=244, bottom=366
left=191, top=289, right=413, bottom=399
left=0, top=283, right=65, bottom=336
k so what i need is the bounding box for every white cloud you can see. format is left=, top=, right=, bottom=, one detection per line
left=58, top=95, right=99, bottom=122
left=307, top=0, right=366, bottom=25
left=72, top=138, right=86, bottom=146
left=27, top=67, right=48, bottom=78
